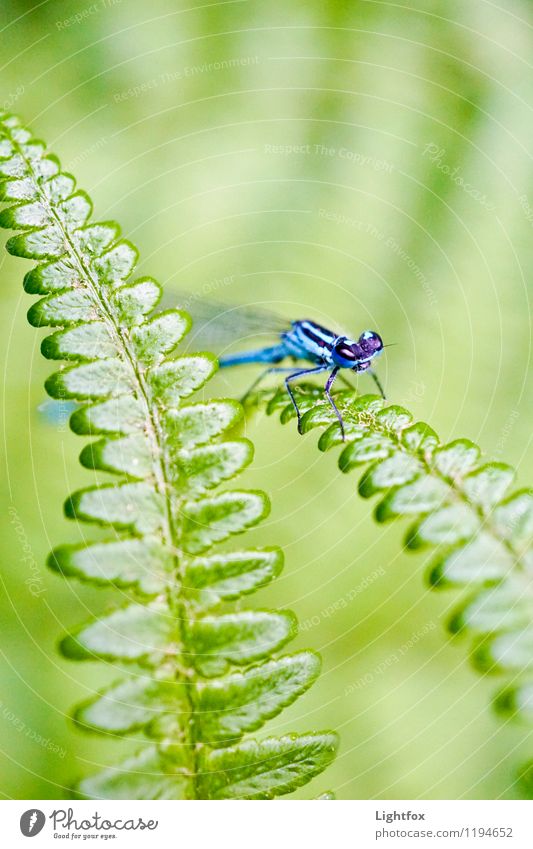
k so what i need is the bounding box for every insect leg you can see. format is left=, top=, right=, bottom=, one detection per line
left=240, top=365, right=297, bottom=405
left=285, top=365, right=329, bottom=434
left=324, top=367, right=345, bottom=441
left=369, top=369, right=386, bottom=399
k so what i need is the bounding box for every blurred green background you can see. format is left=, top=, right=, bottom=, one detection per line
left=1, top=0, right=532, bottom=800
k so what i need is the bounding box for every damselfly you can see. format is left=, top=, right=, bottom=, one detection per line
left=206, top=308, right=386, bottom=441
left=40, top=297, right=387, bottom=442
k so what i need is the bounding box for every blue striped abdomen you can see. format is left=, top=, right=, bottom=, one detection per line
left=282, top=320, right=336, bottom=364
left=218, top=344, right=288, bottom=367
left=218, top=320, right=339, bottom=368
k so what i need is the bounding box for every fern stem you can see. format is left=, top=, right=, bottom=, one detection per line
left=4, top=124, right=199, bottom=797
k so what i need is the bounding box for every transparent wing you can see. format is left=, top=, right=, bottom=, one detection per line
left=37, top=297, right=289, bottom=426
left=167, top=291, right=290, bottom=350
left=37, top=398, right=80, bottom=426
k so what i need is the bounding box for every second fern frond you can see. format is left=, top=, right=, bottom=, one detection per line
left=253, top=383, right=532, bottom=726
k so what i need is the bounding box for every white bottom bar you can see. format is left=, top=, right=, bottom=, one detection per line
left=3, top=799, right=533, bottom=848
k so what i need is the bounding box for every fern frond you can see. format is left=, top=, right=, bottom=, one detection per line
left=0, top=113, right=337, bottom=800
left=255, top=385, right=532, bottom=724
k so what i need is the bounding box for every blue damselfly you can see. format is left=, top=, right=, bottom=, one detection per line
left=39, top=295, right=387, bottom=442
left=215, top=315, right=385, bottom=441
left=181, top=297, right=386, bottom=439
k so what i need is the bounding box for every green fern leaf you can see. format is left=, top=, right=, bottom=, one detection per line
left=78, top=746, right=190, bottom=801
left=256, top=385, right=532, bottom=738
left=0, top=112, right=337, bottom=800
left=74, top=675, right=184, bottom=736
left=184, top=548, right=283, bottom=608
left=48, top=539, right=169, bottom=595
left=192, top=652, right=321, bottom=745
left=197, top=733, right=339, bottom=799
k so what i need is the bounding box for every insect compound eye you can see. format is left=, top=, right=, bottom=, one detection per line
left=359, top=330, right=383, bottom=354
left=333, top=340, right=358, bottom=361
